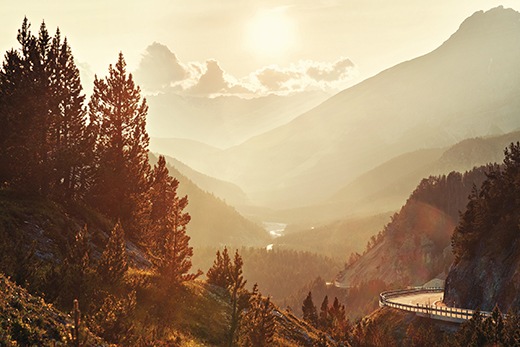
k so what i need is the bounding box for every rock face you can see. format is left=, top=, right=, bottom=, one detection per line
left=444, top=243, right=520, bottom=311
left=444, top=142, right=520, bottom=312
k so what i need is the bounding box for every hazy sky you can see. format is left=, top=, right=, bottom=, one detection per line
left=1, top=1, right=519, bottom=95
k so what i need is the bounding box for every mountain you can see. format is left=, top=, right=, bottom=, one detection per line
left=145, top=91, right=330, bottom=148
left=444, top=142, right=520, bottom=312
left=149, top=154, right=269, bottom=247
left=324, top=131, right=520, bottom=220
left=197, top=7, right=520, bottom=209
left=264, top=131, right=519, bottom=229
left=336, top=167, right=488, bottom=288
left=160, top=154, right=249, bottom=207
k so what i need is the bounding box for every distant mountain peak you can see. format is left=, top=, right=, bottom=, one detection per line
left=449, top=6, right=520, bottom=43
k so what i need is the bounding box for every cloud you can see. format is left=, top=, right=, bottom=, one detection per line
left=306, top=57, right=354, bottom=82
left=132, top=42, right=356, bottom=97
left=250, top=57, right=357, bottom=95
left=133, top=42, right=188, bottom=91
left=188, top=59, right=255, bottom=96
left=255, top=67, right=299, bottom=90
left=188, top=59, right=228, bottom=94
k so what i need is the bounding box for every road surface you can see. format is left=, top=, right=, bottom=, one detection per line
left=389, top=292, right=443, bottom=307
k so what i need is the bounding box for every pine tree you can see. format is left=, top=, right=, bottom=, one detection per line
left=146, top=156, right=200, bottom=285
left=207, top=247, right=232, bottom=288
left=47, top=31, right=88, bottom=200
left=0, top=18, right=88, bottom=198
left=88, top=52, right=150, bottom=239
left=228, top=250, right=247, bottom=347
left=302, top=291, right=318, bottom=327
left=60, top=225, right=95, bottom=308
left=319, top=295, right=330, bottom=330
left=239, top=284, right=276, bottom=347
left=0, top=19, right=51, bottom=192
left=98, top=221, right=128, bottom=285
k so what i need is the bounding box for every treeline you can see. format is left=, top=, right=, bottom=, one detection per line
left=452, top=142, right=520, bottom=262
left=341, top=166, right=489, bottom=288
left=0, top=19, right=284, bottom=346
left=0, top=18, right=201, bottom=281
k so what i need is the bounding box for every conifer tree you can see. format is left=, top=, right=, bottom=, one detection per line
left=319, top=295, right=330, bottom=330
left=60, top=225, right=95, bottom=308
left=207, top=247, right=232, bottom=288
left=98, top=221, right=128, bottom=285
left=88, top=52, right=150, bottom=239
left=146, top=156, right=200, bottom=285
left=47, top=31, right=88, bottom=199
left=239, top=284, right=276, bottom=347
left=228, top=250, right=247, bottom=347
left=0, top=19, right=52, bottom=192
left=302, top=291, right=318, bottom=326
left=0, top=18, right=88, bottom=198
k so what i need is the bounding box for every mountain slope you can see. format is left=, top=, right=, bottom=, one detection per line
left=325, top=130, right=520, bottom=220
left=204, top=7, right=520, bottom=209
left=336, top=168, right=488, bottom=288
left=444, top=142, right=520, bottom=312
left=0, top=274, right=107, bottom=346
left=162, top=154, right=249, bottom=207
left=149, top=154, right=269, bottom=247
left=146, top=91, right=330, bottom=148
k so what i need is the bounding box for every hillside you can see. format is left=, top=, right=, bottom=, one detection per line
left=273, top=212, right=392, bottom=260
left=336, top=167, right=488, bottom=288
left=149, top=154, right=269, bottom=247
left=161, top=154, right=250, bottom=207
left=327, top=131, right=520, bottom=220
left=0, top=274, right=107, bottom=346
left=193, top=7, right=520, bottom=209
left=444, top=142, right=520, bottom=312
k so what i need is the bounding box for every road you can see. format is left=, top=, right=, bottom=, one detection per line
left=389, top=292, right=443, bottom=307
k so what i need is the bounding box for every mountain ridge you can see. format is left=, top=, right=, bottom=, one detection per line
left=196, top=6, right=520, bottom=209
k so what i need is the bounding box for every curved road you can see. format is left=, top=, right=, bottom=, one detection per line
left=389, top=292, right=443, bottom=307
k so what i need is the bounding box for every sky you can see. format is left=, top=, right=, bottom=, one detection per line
left=1, top=1, right=519, bottom=96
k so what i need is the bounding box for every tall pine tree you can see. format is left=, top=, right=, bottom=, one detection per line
left=88, top=52, right=150, bottom=238
left=146, top=156, right=200, bottom=285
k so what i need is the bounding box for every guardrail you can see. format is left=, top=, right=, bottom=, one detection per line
left=379, top=287, right=491, bottom=324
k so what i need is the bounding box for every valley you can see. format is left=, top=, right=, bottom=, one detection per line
left=0, top=4, right=520, bottom=346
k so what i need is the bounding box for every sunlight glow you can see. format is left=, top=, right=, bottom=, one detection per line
left=246, top=8, right=296, bottom=59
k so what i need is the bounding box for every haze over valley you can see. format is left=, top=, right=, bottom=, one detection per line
left=1, top=2, right=520, bottom=345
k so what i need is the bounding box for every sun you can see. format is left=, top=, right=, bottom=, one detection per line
left=246, top=8, right=296, bottom=59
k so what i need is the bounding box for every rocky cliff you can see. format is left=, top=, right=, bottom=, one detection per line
left=444, top=142, right=520, bottom=311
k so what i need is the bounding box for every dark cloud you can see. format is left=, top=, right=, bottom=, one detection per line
left=134, top=42, right=188, bottom=91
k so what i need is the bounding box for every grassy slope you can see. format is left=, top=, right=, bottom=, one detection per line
left=0, top=273, right=107, bottom=346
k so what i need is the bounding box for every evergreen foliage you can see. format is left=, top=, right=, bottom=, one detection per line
left=146, top=156, right=200, bottom=285
left=207, top=247, right=232, bottom=288
left=59, top=225, right=95, bottom=308
left=452, top=142, right=520, bottom=263
left=453, top=306, right=520, bottom=346
left=239, top=284, right=276, bottom=347
left=97, top=221, right=128, bottom=285
left=0, top=19, right=88, bottom=197
left=228, top=250, right=247, bottom=347
left=302, top=291, right=318, bottom=326
left=87, top=52, right=150, bottom=239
